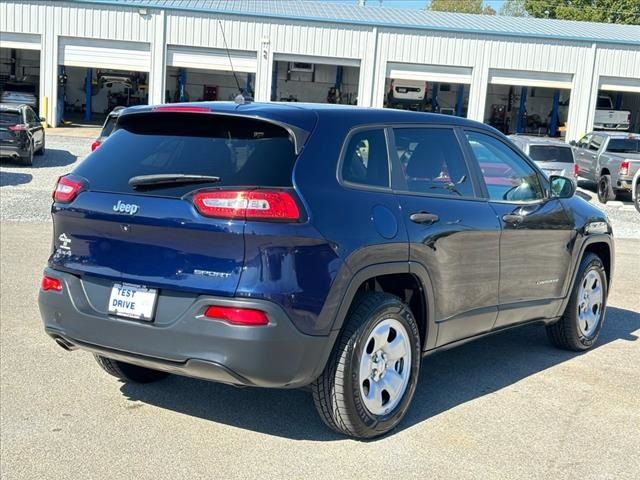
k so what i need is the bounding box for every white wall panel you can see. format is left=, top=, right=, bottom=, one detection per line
left=0, top=32, right=41, bottom=50
left=168, top=46, right=257, bottom=73
left=59, top=37, right=151, bottom=71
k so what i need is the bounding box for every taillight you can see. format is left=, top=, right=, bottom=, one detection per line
left=193, top=190, right=300, bottom=221
left=53, top=175, right=85, bottom=203
left=619, top=160, right=630, bottom=176
left=573, top=163, right=579, bottom=178
left=203, top=306, right=268, bottom=326
left=91, top=139, right=102, bottom=151
left=41, top=275, right=63, bottom=292
left=9, top=124, right=28, bottom=132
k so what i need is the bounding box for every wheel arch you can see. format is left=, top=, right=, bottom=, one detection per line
left=330, top=262, right=436, bottom=352
left=557, top=234, right=613, bottom=317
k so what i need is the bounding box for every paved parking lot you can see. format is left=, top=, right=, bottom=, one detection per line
left=1, top=134, right=639, bottom=479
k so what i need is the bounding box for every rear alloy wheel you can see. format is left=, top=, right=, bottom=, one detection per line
left=547, top=253, right=607, bottom=351
left=20, top=142, right=33, bottom=166
left=597, top=174, right=615, bottom=204
left=311, top=292, right=421, bottom=439
left=635, top=183, right=640, bottom=213
left=94, top=355, right=169, bottom=383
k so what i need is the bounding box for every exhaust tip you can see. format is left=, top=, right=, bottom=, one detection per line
left=54, top=337, right=75, bottom=351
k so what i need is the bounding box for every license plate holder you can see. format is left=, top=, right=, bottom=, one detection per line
left=108, top=283, right=158, bottom=321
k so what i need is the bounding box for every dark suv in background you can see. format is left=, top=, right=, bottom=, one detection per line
left=39, top=102, right=613, bottom=439
left=0, top=103, right=45, bottom=165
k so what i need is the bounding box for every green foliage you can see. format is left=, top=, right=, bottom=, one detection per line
left=523, top=0, right=640, bottom=24
left=427, top=0, right=496, bottom=15
left=499, top=0, right=528, bottom=17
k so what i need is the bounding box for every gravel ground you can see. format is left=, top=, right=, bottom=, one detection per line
left=1, top=135, right=92, bottom=222
left=1, top=134, right=638, bottom=236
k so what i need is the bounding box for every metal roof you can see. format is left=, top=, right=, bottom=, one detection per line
left=70, top=0, right=640, bottom=46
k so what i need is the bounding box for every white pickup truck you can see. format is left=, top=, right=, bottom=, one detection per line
left=593, top=95, right=631, bottom=131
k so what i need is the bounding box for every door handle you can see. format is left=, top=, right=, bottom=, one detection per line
left=502, top=214, right=524, bottom=225
left=410, top=212, right=440, bottom=225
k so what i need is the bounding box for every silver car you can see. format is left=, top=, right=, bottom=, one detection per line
left=509, top=135, right=578, bottom=184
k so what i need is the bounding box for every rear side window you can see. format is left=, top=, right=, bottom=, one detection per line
left=394, top=127, right=474, bottom=197
left=528, top=145, right=574, bottom=163
left=74, top=113, right=297, bottom=197
left=341, top=129, right=390, bottom=188
left=101, top=115, right=118, bottom=137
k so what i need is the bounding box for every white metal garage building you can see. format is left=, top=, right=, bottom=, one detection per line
left=1, top=0, right=639, bottom=140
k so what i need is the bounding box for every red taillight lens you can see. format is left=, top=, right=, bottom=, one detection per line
left=619, top=160, right=630, bottom=176
left=203, top=306, right=268, bottom=326
left=193, top=190, right=300, bottom=221
left=91, top=140, right=102, bottom=151
left=53, top=175, right=84, bottom=203
left=153, top=105, right=211, bottom=113
left=573, top=163, right=579, bottom=177
left=9, top=124, right=28, bottom=132
left=41, top=275, right=63, bottom=292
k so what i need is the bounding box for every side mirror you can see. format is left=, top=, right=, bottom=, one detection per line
left=549, top=175, right=575, bottom=199
left=40, top=116, right=46, bottom=122
left=569, top=140, right=577, bottom=147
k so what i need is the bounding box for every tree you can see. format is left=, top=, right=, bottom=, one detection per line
left=499, top=0, right=528, bottom=17
left=524, top=0, right=640, bottom=25
left=427, top=0, right=496, bottom=15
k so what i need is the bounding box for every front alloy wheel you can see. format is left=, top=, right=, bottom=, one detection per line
left=547, top=253, right=607, bottom=351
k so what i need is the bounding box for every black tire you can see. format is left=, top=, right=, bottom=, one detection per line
left=597, top=174, right=615, bottom=204
left=311, top=292, right=421, bottom=439
left=19, top=143, right=33, bottom=166
left=35, top=136, right=45, bottom=155
left=635, top=183, right=640, bottom=214
left=546, top=253, right=607, bottom=351
left=94, top=355, right=169, bottom=383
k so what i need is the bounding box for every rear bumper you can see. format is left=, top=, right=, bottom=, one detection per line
left=39, top=268, right=337, bottom=388
left=0, top=145, right=24, bottom=158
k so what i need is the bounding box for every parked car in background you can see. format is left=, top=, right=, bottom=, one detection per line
left=593, top=95, right=631, bottom=131
left=387, top=79, right=427, bottom=109
left=0, top=103, right=45, bottom=166
left=572, top=132, right=640, bottom=203
left=509, top=135, right=578, bottom=184
left=91, top=106, right=125, bottom=151
left=632, top=169, right=640, bottom=213
left=40, top=102, right=613, bottom=439
left=1, top=81, right=38, bottom=109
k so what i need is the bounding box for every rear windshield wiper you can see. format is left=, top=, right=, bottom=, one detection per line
left=129, top=174, right=221, bottom=188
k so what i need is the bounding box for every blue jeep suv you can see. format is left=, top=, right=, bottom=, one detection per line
left=39, top=102, right=613, bottom=438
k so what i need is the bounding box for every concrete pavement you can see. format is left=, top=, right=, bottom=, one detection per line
left=0, top=222, right=638, bottom=480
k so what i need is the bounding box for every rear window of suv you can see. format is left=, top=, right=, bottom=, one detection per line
left=74, top=112, right=297, bottom=197
left=528, top=145, right=574, bottom=163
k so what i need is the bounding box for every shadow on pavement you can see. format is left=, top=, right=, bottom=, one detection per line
left=33, top=148, right=78, bottom=168
left=120, top=306, right=639, bottom=441
left=0, top=171, right=33, bottom=187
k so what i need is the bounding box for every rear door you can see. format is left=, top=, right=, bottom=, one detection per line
left=462, top=130, right=574, bottom=327
left=391, top=126, right=501, bottom=346
left=50, top=111, right=303, bottom=299
left=25, top=107, right=43, bottom=148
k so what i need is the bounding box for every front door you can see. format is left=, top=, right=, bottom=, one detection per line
left=390, top=126, right=501, bottom=347
left=462, top=130, right=575, bottom=328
